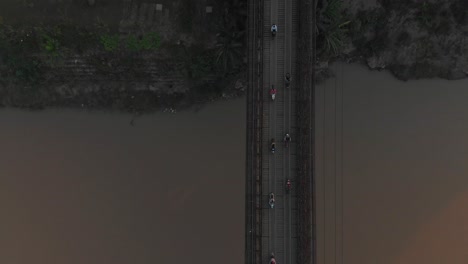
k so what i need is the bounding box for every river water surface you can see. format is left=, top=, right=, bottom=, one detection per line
left=1, top=63, right=468, bottom=264
left=317, top=63, right=468, bottom=264
left=0, top=99, right=246, bottom=264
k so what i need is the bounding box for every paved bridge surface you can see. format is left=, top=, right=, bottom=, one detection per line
left=245, top=0, right=313, bottom=263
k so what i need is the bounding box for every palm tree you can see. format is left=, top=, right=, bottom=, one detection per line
left=319, top=20, right=350, bottom=55
left=316, top=0, right=350, bottom=55
left=214, top=9, right=246, bottom=74
left=215, top=27, right=245, bottom=73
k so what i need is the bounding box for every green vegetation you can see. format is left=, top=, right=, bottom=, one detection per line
left=348, top=8, right=388, bottom=57
left=125, top=35, right=140, bottom=51
left=42, top=34, right=59, bottom=53
left=396, top=31, right=411, bottom=46
left=322, top=0, right=341, bottom=20
left=415, top=2, right=453, bottom=35
left=0, top=22, right=164, bottom=87
left=55, top=23, right=97, bottom=53
left=190, top=53, right=215, bottom=79
left=99, top=34, right=119, bottom=51
left=354, top=8, right=386, bottom=32
left=316, top=0, right=350, bottom=56
left=137, top=32, right=161, bottom=50
left=175, top=44, right=216, bottom=79
left=416, top=1, right=437, bottom=29
left=126, top=33, right=161, bottom=51
left=213, top=0, right=247, bottom=74
left=0, top=0, right=247, bottom=111
left=450, top=0, right=468, bottom=26
left=178, top=0, right=197, bottom=33
left=215, top=28, right=245, bottom=73
left=0, top=25, right=43, bottom=84
left=379, top=0, right=416, bottom=10
left=100, top=32, right=161, bottom=52
left=9, top=57, right=43, bottom=84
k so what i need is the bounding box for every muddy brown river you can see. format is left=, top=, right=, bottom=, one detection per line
left=1, top=63, right=468, bottom=263
left=317, top=63, right=468, bottom=264
left=0, top=99, right=246, bottom=264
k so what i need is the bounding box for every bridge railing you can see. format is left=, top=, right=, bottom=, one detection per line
left=245, top=0, right=264, bottom=263
left=295, top=0, right=316, bottom=263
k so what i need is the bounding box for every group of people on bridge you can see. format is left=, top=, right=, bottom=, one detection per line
left=268, top=22, right=294, bottom=264
left=270, top=134, right=291, bottom=153
left=269, top=73, right=291, bottom=101
left=269, top=23, right=292, bottom=101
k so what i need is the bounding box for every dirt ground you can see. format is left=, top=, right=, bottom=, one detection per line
left=0, top=0, right=123, bottom=29
left=0, top=0, right=221, bottom=43
left=0, top=0, right=247, bottom=112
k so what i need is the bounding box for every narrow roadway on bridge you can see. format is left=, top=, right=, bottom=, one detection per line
left=262, top=0, right=298, bottom=263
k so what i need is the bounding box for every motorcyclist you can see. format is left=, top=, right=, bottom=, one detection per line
left=271, top=138, right=276, bottom=152
left=285, top=73, right=291, bottom=88
left=270, top=86, right=277, bottom=99
left=271, top=24, right=277, bottom=35
left=286, top=179, right=291, bottom=190
left=269, top=193, right=275, bottom=208
left=284, top=133, right=291, bottom=148
left=270, top=253, right=276, bottom=264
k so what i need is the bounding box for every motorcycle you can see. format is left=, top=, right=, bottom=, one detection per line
left=285, top=73, right=291, bottom=88
left=284, top=134, right=291, bottom=148
left=286, top=179, right=291, bottom=193
left=270, top=253, right=276, bottom=264
left=269, top=193, right=275, bottom=208
left=271, top=138, right=276, bottom=153
left=271, top=24, right=277, bottom=37
left=270, top=85, right=277, bottom=101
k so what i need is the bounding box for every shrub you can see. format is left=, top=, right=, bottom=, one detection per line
left=56, top=24, right=97, bottom=53
left=433, top=17, right=451, bottom=35
left=450, top=0, right=468, bottom=25
left=316, top=0, right=351, bottom=55
left=139, top=32, right=161, bottom=50
left=125, top=35, right=140, bottom=51
left=396, top=31, right=411, bottom=45
left=8, top=57, right=43, bottom=84
left=378, top=0, right=416, bottom=10
left=190, top=53, right=214, bottom=79
left=416, top=1, right=440, bottom=29
left=42, top=34, right=59, bottom=53
left=99, top=34, right=119, bottom=51
left=125, top=32, right=161, bottom=51
left=356, top=8, right=386, bottom=31
left=178, top=0, right=196, bottom=32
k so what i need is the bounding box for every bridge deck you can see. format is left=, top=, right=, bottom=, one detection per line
left=261, top=0, right=299, bottom=263
left=246, top=0, right=308, bottom=263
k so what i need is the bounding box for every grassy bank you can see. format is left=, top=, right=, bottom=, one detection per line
left=0, top=0, right=248, bottom=112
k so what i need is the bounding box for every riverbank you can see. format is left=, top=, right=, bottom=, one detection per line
left=316, top=0, right=468, bottom=81
left=0, top=0, right=247, bottom=112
